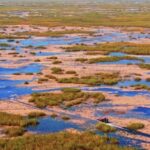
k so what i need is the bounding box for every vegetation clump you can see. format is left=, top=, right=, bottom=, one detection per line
left=51, top=67, right=64, bottom=74
left=29, top=88, right=105, bottom=108
left=28, top=112, right=46, bottom=118
left=126, top=123, right=145, bottom=131
left=96, top=123, right=116, bottom=133
left=0, top=112, right=38, bottom=127
left=131, top=84, right=150, bottom=91
left=138, top=64, right=150, bottom=70
left=58, top=73, right=120, bottom=86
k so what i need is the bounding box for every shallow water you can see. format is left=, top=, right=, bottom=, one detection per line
left=0, top=78, right=34, bottom=100
left=82, top=86, right=150, bottom=97
left=27, top=117, right=81, bottom=133
left=117, top=79, right=150, bottom=87
left=0, top=63, right=42, bottom=75
left=0, top=30, right=150, bottom=148
left=36, top=51, right=65, bottom=56
left=99, top=59, right=142, bottom=65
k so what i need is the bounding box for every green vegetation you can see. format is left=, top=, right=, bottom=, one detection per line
left=62, top=88, right=81, bottom=93
left=51, top=67, right=63, bottom=74
left=29, top=88, right=105, bottom=108
left=66, top=42, right=150, bottom=56
left=58, top=73, right=120, bottom=86
left=28, top=112, right=46, bottom=118
left=0, top=0, right=149, bottom=28
left=134, top=77, right=141, bottom=82
left=0, top=112, right=38, bottom=127
left=52, top=60, right=62, bottom=64
left=0, top=131, right=134, bottom=150
left=38, top=78, right=49, bottom=83
left=47, top=56, right=58, bottom=60
left=16, top=30, right=94, bottom=37
left=146, top=78, right=150, bottom=82
left=50, top=113, right=58, bottom=118
left=87, top=56, right=143, bottom=63
left=0, top=43, right=10, bottom=47
left=0, top=34, right=27, bottom=39
left=96, top=123, right=116, bottom=133
left=4, top=127, right=26, bottom=137
left=131, top=84, right=150, bottom=91
left=61, top=116, right=70, bottom=121
left=138, top=64, right=150, bottom=70
left=66, top=70, right=77, bottom=74
left=126, top=122, right=145, bottom=131
left=0, top=112, right=38, bottom=137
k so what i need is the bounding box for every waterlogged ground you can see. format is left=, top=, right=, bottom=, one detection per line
left=0, top=26, right=150, bottom=149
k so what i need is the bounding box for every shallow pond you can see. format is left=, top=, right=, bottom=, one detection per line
left=0, top=63, right=42, bottom=75
left=27, top=117, right=81, bottom=133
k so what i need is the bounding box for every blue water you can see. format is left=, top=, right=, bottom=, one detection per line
left=27, top=116, right=80, bottom=133
left=109, top=52, right=150, bottom=64
left=132, top=107, right=150, bottom=118
left=0, top=78, right=34, bottom=99
left=99, top=59, right=141, bottom=65
left=0, top=63, right=42, bottom=75
left=36, top=51, right=64, bottom=56
left=117, top=79, right=150, bottom=87
left=17, top=32, right=150, bottom=47
left=94, top=105, right=150, bottom=120
left=109, top=52, right=126, bottom=57
left=83, top=87, right=150, bottom=97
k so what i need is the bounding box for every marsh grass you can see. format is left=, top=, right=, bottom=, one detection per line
left=29, top=88, right=105, bottom=108
left=28, top=112, right=46, bottom=118
left=96, top=123, right=116, bottom=133
left=88, top=56, right=143, bottom=64
left=51, top=67, right=64, bottom=74
left=66, top=42, right=150, bottom=56
left=58, top=73, right=120, bottom=86
left=16, top=30, right=95, bottom=37
left=0, top=112, right=38, bottom=127
left=4, top=127, right=26, bottom=137
left=138, top=64, right=150, bottom=70
left=131, top=84, right=150, bottom=91
left=0, top=131, right=134, bottom=150
left=126, top=123, right=145, bottom=131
